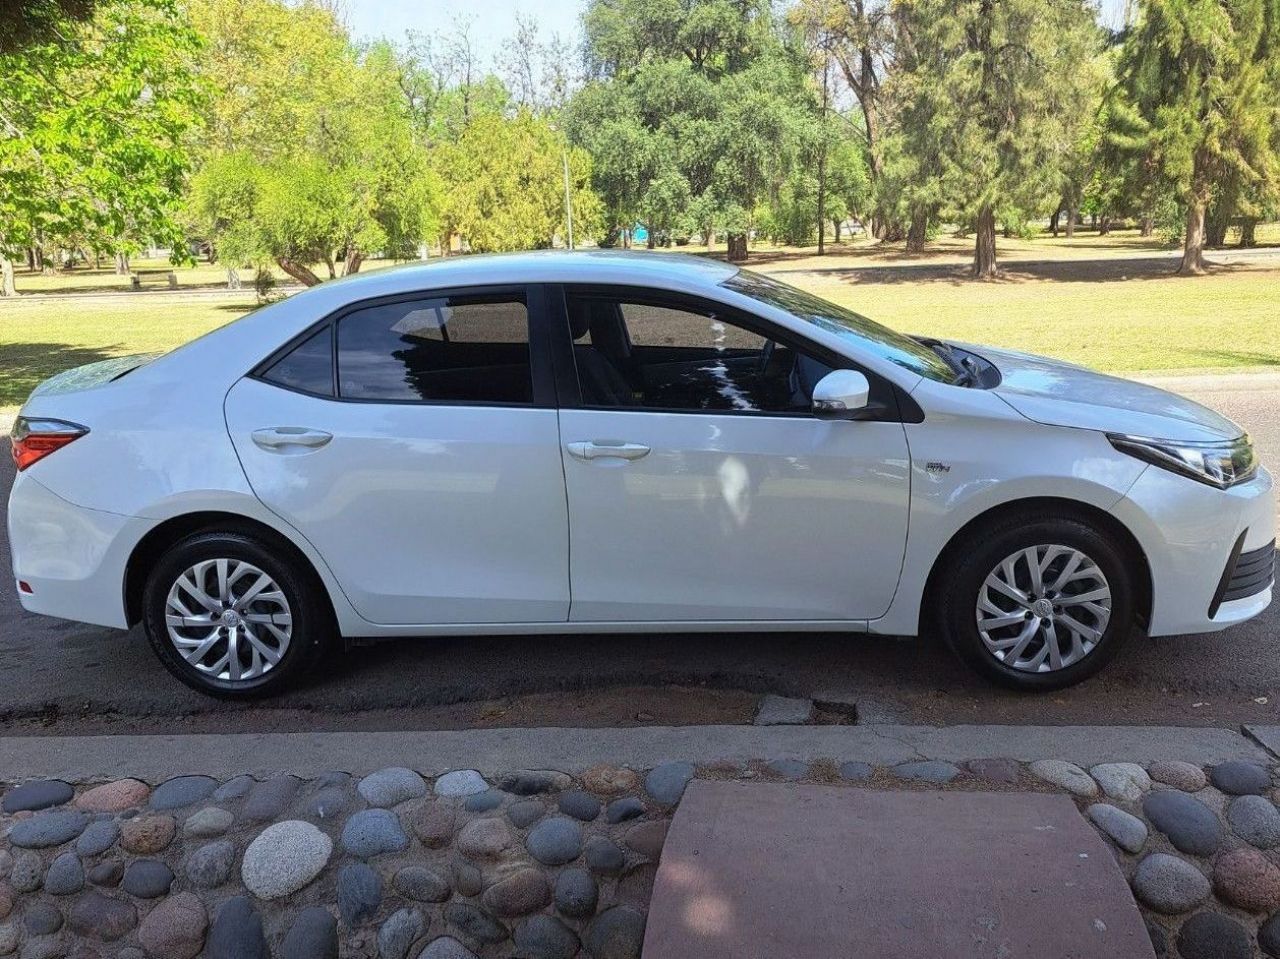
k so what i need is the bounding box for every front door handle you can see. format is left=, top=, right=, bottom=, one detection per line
left=251, top=427, right=333, bottom=451
left=566, top=440, right=651, bottom=462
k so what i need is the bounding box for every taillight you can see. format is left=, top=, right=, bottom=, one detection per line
left=10, top=417, right=88, bottom=471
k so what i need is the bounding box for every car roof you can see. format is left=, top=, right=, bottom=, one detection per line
left=315, top=249, right=741, bottom=296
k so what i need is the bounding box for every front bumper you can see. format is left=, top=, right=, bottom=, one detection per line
left=8, top=470, right=142, bottom=629
left=1111, top=464, right=1275, bottom=636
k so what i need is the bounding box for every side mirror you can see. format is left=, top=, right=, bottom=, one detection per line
left=812, top=369, right=871, bottom=420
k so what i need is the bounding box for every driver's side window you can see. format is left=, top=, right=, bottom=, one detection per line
left=566, top=290, right=832, bottom=414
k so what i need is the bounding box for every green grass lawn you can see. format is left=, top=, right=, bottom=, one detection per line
left=2, top=231, right=1278, bottom=417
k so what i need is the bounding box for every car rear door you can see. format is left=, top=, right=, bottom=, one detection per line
left=550, top=285, right=912, bottom=623
left=223, top=284, right=570, bottom=626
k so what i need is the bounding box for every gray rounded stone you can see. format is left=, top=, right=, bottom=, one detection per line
left=766, top=759, right=809, bottom=780
left=205, top=896, right=267, bottom=959
left=9, top=810, right=90, bottom=848
left=337, top=863, right=383, bottom=926
left=443, top=902, right=507, bottom=945
left=149, top=776, right=217, bottom=811
left=341, top=809, right=409, bottom=859
left=1227, top=794, right=1280, bottom=848
left=451, top=860, right=483, bottom=898
left=508, top=800, right=544, bottom=828
left=212, top=775, right=255, bottom=802
left=10, top=853, right=44, bottom=893
left=393, top=866, right=451, bottom=903
left=585, top=906, right=646, bottom=959
left=558, top=790, right=601, bottom=821
left=966, top=759, right=1021, bottom=784
left=2, top=781, right=73, bottom=814
left=1087, top=803, right=1148, bottom=854
left=1260, top=911, right=1280, bottom=958
left=1177, top=911, right=1253, bottom=959
left=186, top=840, right=235, bottom=889
left=481, top=868, right=550, bottom=918
left=0, top=921, right=17, bottom=956
left=242, top=776, right=300, bottom=821
left=359, top=768, right=427, bottom=808
left=280, top=906, right=338, bottom=959
left=463, top=790, right=504, bottom=813
left=121, top=859, right=173, bottom=899
left=891, top=761, right=960, bottom=784
left=433, top=770, right=487, bottom=797
left=606, top=798, right=645, bottom=824
left=1132, top=853, right=1211, bottom=914
left=554, top=867, right=599, bottom=918
left=378, top=908, right=425, bottom=959
left=1028, top=760, right=1097, bottom=797
left=418, top=937, right=478, bottom=959
left=644, top=762, right=695, bottom=806
left=86, top=860, right=122, bottom=888
left=242, top=820, right=333, bottom=899
left=183, top=807, right=234, bottom=838
left=74, top=821, right=119, bottom=857
left=838, top=761, right=874, bottom=782
left=1147, top=761, right=1207, bottom=792
left=1211, top=761, right=1273, bottom=796
left=1090, top=763, right=1151, bottom=802
left=498, top=771, right=569, bottom=796
left=1143, top=790, right=1224, bottom=856
left=67, top=891, right=137, bottom=941
left=23, top=902, right=63, bottom=936
left=44, top=852, right=84, bottom=895
left=306, top=786, right=350, bottom=821
left=514, top=915, right=580, bottom=959
left=584, top=836, right=626, bottom=876
left=526, top=816, right=583, bottom=865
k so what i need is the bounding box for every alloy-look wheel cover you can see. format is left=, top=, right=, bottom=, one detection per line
left=164, top=558, right=293, bottom=682
left=975, top=544, right=1112, bottom=673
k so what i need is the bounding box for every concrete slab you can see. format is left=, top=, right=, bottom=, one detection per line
left=0, top=723, right=1265, bottom=783
left=644, top=781, right=1154, bottom=959
left=753, top=695, right=814, bottom=726
left=1245, top=725, right=1280, bottom=758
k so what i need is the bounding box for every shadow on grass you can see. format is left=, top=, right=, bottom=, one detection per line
left=764, top=255, right=1251, bottom=286
left=0, top=342, right=123, bottom=408
left=1163, top=348, right=1280, bottom=369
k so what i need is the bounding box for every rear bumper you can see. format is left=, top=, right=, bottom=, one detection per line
left=8, top=471, right=140, bottom=629
left=1112, top=465, right=1275, bottom=636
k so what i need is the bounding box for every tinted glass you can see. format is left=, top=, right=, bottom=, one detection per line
left=722, top=270, right=956, bottom=383
left=262, top=327, right=334, bottom=396
left=337, top=295, right=531, bottom=403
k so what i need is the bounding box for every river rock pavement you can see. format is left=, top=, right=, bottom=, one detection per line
left=1, top=757, right=1279, bottom=958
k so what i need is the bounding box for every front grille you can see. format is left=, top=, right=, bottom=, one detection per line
left=1211, top=538, right=1276, bottom=616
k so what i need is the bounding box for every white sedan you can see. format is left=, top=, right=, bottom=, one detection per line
left=7, top=252, right=1274, bottom=697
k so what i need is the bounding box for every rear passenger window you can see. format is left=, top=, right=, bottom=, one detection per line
left=336, top=294, right=531, bottom=404
left=261, top=327, right=334, bottom=396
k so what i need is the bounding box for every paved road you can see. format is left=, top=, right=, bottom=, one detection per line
left=2, top=375, right=1277, bottom=734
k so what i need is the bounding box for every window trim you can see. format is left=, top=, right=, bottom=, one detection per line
left=247, top=284, right=558, bottom=409
left=547, top=283, right=918, bottom=422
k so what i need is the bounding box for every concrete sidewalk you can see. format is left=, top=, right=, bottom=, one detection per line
left=0, top=722, right=1269, bottom=782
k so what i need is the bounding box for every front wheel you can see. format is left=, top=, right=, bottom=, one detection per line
left=142, top=531, right=328, bottom=698
left=938, top=513, right=1136, bottom=691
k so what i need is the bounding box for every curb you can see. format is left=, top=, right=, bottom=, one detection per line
left=0, top=723, right=1268, bottom=782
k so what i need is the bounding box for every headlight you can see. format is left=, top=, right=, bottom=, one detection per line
left=1107, top=433, right=1258, bottom=488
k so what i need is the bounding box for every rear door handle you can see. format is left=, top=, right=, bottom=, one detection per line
left=566, top=440, right=651, bottom=461
left=251, top=427, right=333, bottom=451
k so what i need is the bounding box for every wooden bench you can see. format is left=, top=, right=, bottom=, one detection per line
left=130, top=269, right=177, bottom=290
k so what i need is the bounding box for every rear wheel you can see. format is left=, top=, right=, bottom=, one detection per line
left=938, top=513, right=1136, bottom=691
left=142, top=531, right=328, bottom=698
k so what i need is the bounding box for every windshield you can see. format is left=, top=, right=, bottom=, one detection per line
left=722, top=269, right=957, bottom=383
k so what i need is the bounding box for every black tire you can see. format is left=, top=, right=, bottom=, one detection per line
left=937, top=511, right=1136, bottom=691
left=142, top=531, right=330, bottom=699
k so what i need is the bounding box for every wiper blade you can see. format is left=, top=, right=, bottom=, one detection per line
left=917, top=337, right=972, bottom=386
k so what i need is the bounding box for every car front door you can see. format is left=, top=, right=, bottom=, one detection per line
left=224, top=285, right=570, bottom=626
left=552, top=285, right=912, bottom=623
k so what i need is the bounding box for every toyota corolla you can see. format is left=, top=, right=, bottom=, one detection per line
left=7, top=252, right=1273, bottom=696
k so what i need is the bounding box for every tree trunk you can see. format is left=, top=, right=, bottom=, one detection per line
left=1098, top=215, right=1112, bottom=237
left=226, top=268, right=241, bottom=290
left=26, top=248, right=35, bottom=270
left=832, top=218, right=842, bottom=244
left=1065, top=206, right=1077, bottom=239
left=0, top=255, right=15, bottom=296
left=114, top=252, right=129, bottom=275
left=1139, top=216, right=1154, bottom=237
left=906, top=211, right=928, bottom=253
left=276, top=257, right=322, bottom=286
left=1240, top=219, right=1257, bottom=248
left=1090, top=213, right=1097, bottom=231
left=1177, top=200, right=1208, bottom=276
left=344, top=250, right=364, bottom=276
left=1050, top=205, right=1061, bottom=238
left=726, top=233, right=748, bottom=263
left=972, top=207, right=998, bottom=278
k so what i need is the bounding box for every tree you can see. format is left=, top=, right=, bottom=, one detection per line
left=0, top=0, right=95, bottom=53
left=1116, top=0, right=1280, bottom=274
left=0, top=0, right=201, bottom=294
left=886, top=0, right=1101, bottom=277
left=438, top=111, right=601, bottom=253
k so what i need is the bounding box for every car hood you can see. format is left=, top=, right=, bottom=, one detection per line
left=965, top=343, right=1242, bottom=442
